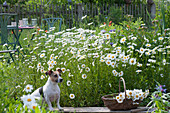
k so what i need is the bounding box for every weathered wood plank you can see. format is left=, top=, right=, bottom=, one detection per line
left=53, top=107, right=154, bottom=113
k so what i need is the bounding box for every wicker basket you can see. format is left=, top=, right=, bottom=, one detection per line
left=101, top=77, right=140, bottom=111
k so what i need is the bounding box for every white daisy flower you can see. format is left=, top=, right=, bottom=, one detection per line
left=110, top=54, right=116, bottom=60
left=37, top=63, right=41, bottom=69
left=21, top=94, right=36, bottom=105
left=61, top=68, right=66, bottom=73
left=106, top=54, right=112, bottom=59
left=145, top=43, right=151, bottom=47
left=40, top=75, right=45, bottom=79
left=120, top=37, right=126, bottom=44
left=105, top=33, right=111, bottom=39
left=158, top=37, right=164, bottom=41
left=129, top=58, right=136, bottom=65
left=117, top=98, right=124, bottom=103
left=116, top=50, right=121, bottom=54
left=55, top=56, right=58, bottom=59
left=119, top=71, right=123, bottom=76
left=40, top=53, right=45, bottom=58
left=81, top=64, right=85, bottom=68
left=85, top=67, right=90, bottom=72
left=82, top=74, right=87, bottom=79
left=67, top=81, right=71, bottom=86
left=106, top=60, right=111, bottom=66
left=139, top=48, right=145, bottom=54
left=111, top=61, right=116, bottom=68
left=29, top=103, right=40, bottom=110
left=119, top=92, right=125, bottom=98
left=100, top=59, right=105, bottom=62
left=112, top=70, right=118, bottom=76
left=117, top=47, right=121, bottom=50
left=50, top=54, right=54, bottom=60
left=69, top=94, right=75, bottom=99
left=134, top=94, right=140, bottom=101
left=136, top=70, right=142, bottom=73
left=24, top=84, right=33, bottom=93
left=128, top=45, right=134, bottom=49
left=145, top=52, right=151, bottom=56
left=131, top=37, right=137, bottom=40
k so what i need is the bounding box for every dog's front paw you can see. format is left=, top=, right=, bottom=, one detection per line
left=49, top=107, right=54, bottom=111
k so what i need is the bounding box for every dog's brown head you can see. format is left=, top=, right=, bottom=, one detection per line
left=45, top=69, right=63, bottom=83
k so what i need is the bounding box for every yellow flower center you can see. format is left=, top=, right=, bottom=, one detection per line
left=33, top=106, right=36, bottom=109
left=27, top=87, right=30, bottom=90
left=27, top=98, right=32, bottom=102
left=107, top=62, right=110, bottom=64
left=131, top=60, right=134, bottom=63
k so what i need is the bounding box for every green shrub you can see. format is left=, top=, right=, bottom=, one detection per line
left=108, top=6, right=124, bottom=24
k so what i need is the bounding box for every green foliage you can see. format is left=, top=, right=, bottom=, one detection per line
left=153, top=0, right=170, bottom=33
left=108, top=6, right=124, bottom=25
left=147, top=81, right=170, bottom=113
left=0, top=14, right=169, bottom=112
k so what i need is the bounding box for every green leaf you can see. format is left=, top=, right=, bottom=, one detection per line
left=155, top=101, right=163, bottom=110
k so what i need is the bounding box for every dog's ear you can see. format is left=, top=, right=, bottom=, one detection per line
left=45, top=70, right=53, bottom=76
left=57, top=68, right=62, bottom=73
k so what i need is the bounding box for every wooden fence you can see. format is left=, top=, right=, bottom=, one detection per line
left=0, top=3, right=154, bottom=28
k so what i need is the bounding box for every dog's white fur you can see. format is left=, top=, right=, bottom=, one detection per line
left=31, top=70, right=63, bottom=111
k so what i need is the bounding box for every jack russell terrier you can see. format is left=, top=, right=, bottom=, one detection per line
left=31, top=69, right=63, bottom=111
